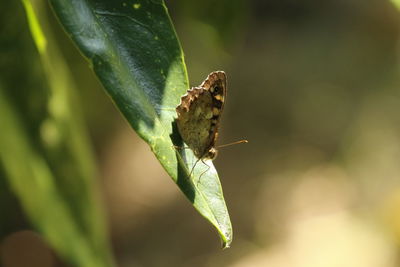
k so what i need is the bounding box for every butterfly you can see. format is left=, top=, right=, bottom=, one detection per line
left=176, top=71, right=247, bottom=163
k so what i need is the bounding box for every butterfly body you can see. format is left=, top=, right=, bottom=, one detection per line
left=176, top=71, right=227, bottom=160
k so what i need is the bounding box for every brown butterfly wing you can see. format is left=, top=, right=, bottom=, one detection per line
left=175, top=71, right=227, bottom=159
left=176, top=87, right=214, bottom=158
left=199, top=71, right=227, bottom=151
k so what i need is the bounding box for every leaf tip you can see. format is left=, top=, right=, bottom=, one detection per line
left=220, top=233, right=232, bottom=249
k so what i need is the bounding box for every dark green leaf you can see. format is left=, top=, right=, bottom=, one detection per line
left=49, top=0, right=232, bottom=247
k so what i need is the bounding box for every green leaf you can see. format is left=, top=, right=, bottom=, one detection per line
left=0, top=1, right=114, bottom=266
left=0, top=89, right=114, bottom=267
left=49, top=0, right=233, bottom=247
left=392, top=0, right=400, bottom=10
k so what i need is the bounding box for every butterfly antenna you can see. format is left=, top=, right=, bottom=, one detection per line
left=217, top=139, right=248, bottom=148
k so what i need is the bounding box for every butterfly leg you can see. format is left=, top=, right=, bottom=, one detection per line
left=189, top=157, right=201, bottom=179
left=172, top=145, right=201, bottom=180
left=172, top=146, right=210, bottom=184
left=196, top=159, right=211, bottom=186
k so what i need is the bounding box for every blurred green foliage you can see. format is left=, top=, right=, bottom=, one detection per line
left=1, top=1, right=113, bottom=266
left=3, top=0, right=400, bottom=267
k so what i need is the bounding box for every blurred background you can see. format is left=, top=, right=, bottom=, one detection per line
left=2, top=0, right=400, bottom=266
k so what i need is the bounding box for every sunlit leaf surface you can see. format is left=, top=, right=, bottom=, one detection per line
left=49, top=0, right=232, bottom=247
